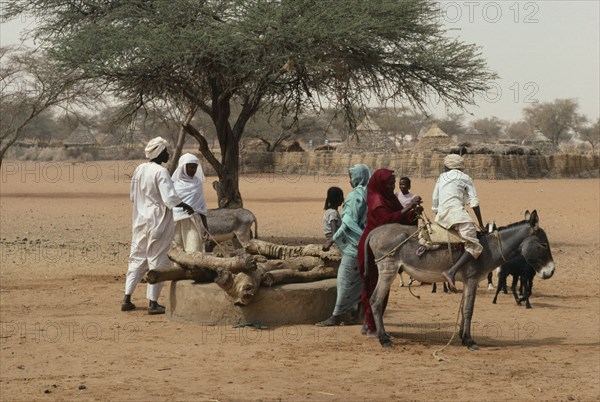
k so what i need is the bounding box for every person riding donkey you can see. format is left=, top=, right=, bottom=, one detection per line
left=432, top=154, right=485, bottom=291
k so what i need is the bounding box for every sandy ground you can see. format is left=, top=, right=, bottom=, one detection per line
left=0, top=160, right=599, bottom=401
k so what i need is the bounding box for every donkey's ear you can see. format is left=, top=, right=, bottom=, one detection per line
left=524, top=210, right=531, bottom=220
left=529, top=210, right=539, bottom=231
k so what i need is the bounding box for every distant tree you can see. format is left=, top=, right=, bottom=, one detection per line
left=577, top=118, right=600, bottom=153
left=469, top=116, right=506, bottom=142
left=435, top=112, right=466, bottom=138
left=396, top=108, right=430, bottom=141
left=0, top=47, right=96, bottom=166
left=18, top=111, right=60, bottom=144
left=506, top=121, right=531, bottom=143
left=5, top=0, right=496, bottom=207
left=523, top=99, right=584, bottom=146
left=370, top=106, right=428, bottom=147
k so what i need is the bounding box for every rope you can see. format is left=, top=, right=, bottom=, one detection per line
left=204, top=229, right=229, bottom=256
left=374, top=229, right=420, bottom=263
left=432, top=292, right=465, bottom=362
left=492, top=231, right=508, bottom=263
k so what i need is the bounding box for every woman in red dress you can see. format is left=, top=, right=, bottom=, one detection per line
left=357, top=168, right=422, bottom=336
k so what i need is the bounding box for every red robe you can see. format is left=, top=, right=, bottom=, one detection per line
left=357, top=169, right=417, bottom=332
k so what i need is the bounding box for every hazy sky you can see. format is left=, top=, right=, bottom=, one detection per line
left=1, top=0, right=598, bottom=123
left=431, top=0, right=600, bottom=122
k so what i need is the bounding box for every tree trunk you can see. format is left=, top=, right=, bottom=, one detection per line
left=167, top=246, right=257, bottom=273
left=261, top=267, right=337, bottom=287
left=166, top=106, right=197, bottom=175
left=144, top=266, right=216, bottom=284
left=214, top=269, right=261, bottom=305
left=217, top=138, right=243, bottom=208
left=245, top=239, right=341, bottom=261
left=183, top=120, right=243, bottom=208
left=0, top=127, right=22, bottom=168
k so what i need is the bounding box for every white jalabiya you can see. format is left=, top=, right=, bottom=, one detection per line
left=125, top=162, right=182, bottom=301
left=172, top=153, right=207, bottom=253
left=432, top=169, right=482, bottom=258
left=396, top=191, right=418, bottom=207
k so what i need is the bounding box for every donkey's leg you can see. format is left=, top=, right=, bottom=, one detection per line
left=493, top=271, right=507, bottom=304
left=460, top=278, right=480, bottom=350
left=523, top=276, right=532, bottom=309
left=511, top=274, right=521, bottom=305
left=370, top=260, right=397, bottom=348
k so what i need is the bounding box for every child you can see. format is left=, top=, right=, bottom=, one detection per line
left=322, top=186, right=344, bottom=250
left=395, top=176, right=420, bottom=287
left=395, top=176, right=418, bottom=207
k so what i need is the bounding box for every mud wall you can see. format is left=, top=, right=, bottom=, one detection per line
left=236, top=152, right=599, bottom=179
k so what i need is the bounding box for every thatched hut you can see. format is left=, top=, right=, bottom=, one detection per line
left=522, top=130, right=559, bottom=153
left=275, top=140, right=305, bottom=152
left=63, top=126, right=97, bottom=148
left=340, top=115, right=395, bottom=152
left=415, top=123, right=454, bottom=150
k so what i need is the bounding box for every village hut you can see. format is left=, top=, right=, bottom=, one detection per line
left=274, top=140, right=305, bottom=152
left=521, top=130, right=559, bottom=153
left=415, top=123, right=454, bottom=151
left=63, top=126, right=97, bottom=148
left=340, top=115, right=396, bottom=152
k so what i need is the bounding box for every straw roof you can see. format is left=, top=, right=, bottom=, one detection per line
left=419, top=123, right=450, bottom=138
left=356, top=115, right=382, bottom=133
left=63, top=126, right=97, bottom=146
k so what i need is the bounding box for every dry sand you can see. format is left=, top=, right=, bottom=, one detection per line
left=1, top=161, right=599, bottom=401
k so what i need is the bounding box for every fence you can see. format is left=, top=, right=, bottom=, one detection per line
left=231, top=151, right=599, bottom=180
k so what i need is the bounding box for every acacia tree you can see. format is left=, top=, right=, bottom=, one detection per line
left=577, top=118, right=600, bottom=153
left=469, top=116, right=506, bottom=142
left=523, top=99, right=584, bottom=146
left=0, top=47, right=97, bottom=166
left=5, top=0, right=496, bottom=207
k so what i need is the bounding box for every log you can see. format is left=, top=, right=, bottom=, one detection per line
left=261, top=267, right=337, bottom=287
left=214, top=269, right=262, bottom=306
left=144, top=266, right=216, bottom=284
left=256, top=256, right=325, bottom=274
left=245, top=239, right=341, bottom=261
left=168, top=246, right=257, bottom=273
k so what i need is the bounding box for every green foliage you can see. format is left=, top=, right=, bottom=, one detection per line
left=468, top=116, right=506, bottom=142
left=523, top=99, right=583, bottom=146
left=4, top=0, right=496, bottom=205
left=577, top=118, right=600, bottom=152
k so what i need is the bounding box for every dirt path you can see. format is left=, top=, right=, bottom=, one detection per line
left=1, top=161, right=598, bottom=401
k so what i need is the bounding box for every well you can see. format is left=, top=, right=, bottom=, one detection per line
left=167, top=279, right=337, bottom=326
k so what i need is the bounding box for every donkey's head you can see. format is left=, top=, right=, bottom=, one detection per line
left=520, top=210, right=555, bottom=279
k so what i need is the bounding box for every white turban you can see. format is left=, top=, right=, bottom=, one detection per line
left=145, top=136, right=168, bottom=159
left=444, top=154, right=465, bottom=170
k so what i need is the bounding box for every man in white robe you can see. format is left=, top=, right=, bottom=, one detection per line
left=432, top=154, right=485, bottom=291
left=122, top=137, right=193, bottom=314
left=172, top=153, right=209, bottom=253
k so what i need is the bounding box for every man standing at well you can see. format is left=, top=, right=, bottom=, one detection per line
left=121, top=137, right=193, bottom=314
